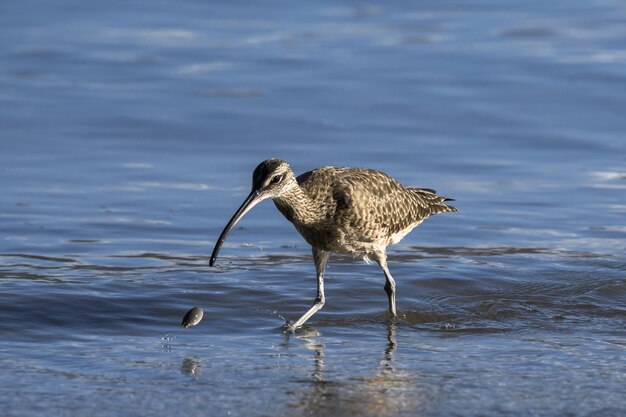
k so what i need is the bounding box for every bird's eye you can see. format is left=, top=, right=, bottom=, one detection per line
left=270, top=175, right=283, bottom=185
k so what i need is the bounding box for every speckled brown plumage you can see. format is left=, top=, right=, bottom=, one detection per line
left=210, top=159, right=457, bottom=332
left=273, top=166, right=456, bottom=257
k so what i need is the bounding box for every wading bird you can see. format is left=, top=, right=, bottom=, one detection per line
left=209, top=159, right=456, bottom=332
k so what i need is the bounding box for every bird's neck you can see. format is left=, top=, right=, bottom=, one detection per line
left=273, top=185, right=321, bottom=225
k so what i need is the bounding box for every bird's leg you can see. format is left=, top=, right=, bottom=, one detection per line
left=288, top=248, right=330, bottom=332
left=373, top=253, right=397, bottom=317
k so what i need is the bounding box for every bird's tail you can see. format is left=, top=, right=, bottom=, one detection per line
left=410, top=188, right=458, bottom=215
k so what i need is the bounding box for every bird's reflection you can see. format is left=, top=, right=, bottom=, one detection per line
left=282, top=321, right=427, bottom=416
left=384, top=319, right=397, bottom=364
left=297, top=328, right=326, bottom=382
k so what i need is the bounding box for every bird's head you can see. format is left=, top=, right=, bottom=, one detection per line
left=209, top=159, right=295, bottom=266
left=251, top=158, right=297, bottom=199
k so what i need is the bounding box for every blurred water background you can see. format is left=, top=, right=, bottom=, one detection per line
left=1, top=1, right=625, bottom=416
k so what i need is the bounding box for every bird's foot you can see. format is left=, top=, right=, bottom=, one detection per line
left=283, top=320, right=297, bottom=334
left=385, top=310, right=399, bottom=324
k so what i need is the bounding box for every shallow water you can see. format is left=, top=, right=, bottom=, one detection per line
left=1, top=1, right=625, bottom=416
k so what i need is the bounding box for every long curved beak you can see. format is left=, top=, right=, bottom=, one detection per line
left=209, top=190, right=266, bottom=266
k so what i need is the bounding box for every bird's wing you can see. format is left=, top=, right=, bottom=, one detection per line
left=298, top=167, right=456, bottom=245
left=332, top=171, right=457, bottom=240
left=329, top=169, right=417, bottom=241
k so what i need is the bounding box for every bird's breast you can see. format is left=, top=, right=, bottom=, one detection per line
left=291, top=220, right=384, bottom=256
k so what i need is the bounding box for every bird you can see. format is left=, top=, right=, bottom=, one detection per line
left=209, top=159, right=457, bottom=332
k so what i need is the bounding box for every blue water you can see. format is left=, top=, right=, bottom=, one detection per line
left=1, top=1, right=625, bottom=416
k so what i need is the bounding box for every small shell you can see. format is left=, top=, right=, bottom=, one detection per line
left=181, top=307, right=204, bottom=328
